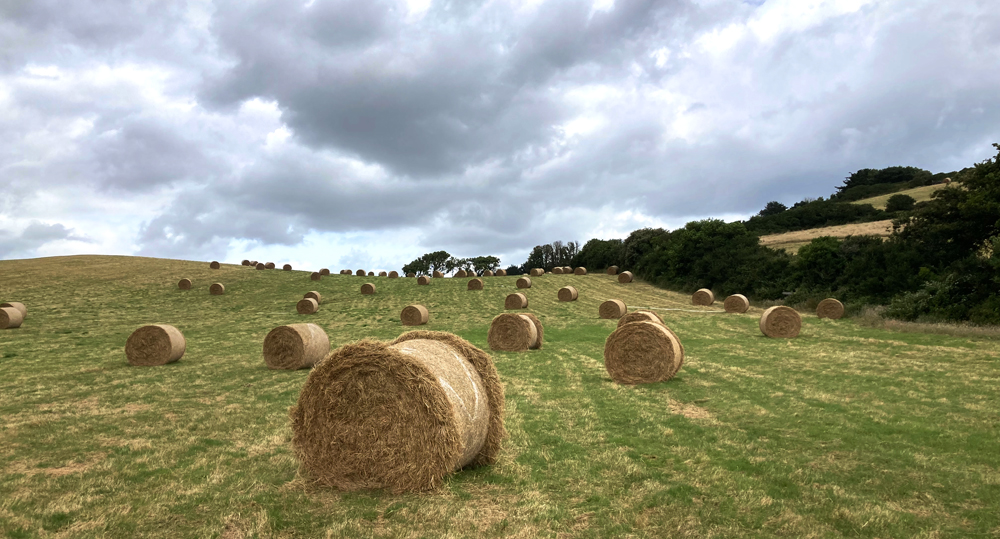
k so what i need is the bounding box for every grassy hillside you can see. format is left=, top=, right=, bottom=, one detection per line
left=850, top=184, right=946, bottom=210
left=1, top=255, right=998, bottom=538
left=759, top=220, right=895, bottom=254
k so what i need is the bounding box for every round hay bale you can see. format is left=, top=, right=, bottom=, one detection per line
left=599, top=299, right=627, bottom=319
left=455, top=269, right=467, bottom=278
left=125, top=324, right=185, bottom=366
left=0, top=306, right=24, bottom=329
left=487, top=313, right=540, bottom=351
left=379, top=271, right=387, bottom=277
left=615, top=311, right=684, bottom=376
left=618, top=271, right=633, bottom=284
left=283, top=264, right=292, bottom=271
left=516, top=277, right=532, bottom=289
left=495, top=269, right=507, bottom=277
left=433, top=270, right=444, bottom=278
left=304, top=291, right=322, bottom=304
left=210, top=261, right=221, bottom=269
left=0, top=302, right=27, bottom=319
left=529, top=268, right=543, bottom=277
left=361, top=283, right=376, bottom=295
left=760, top=306, right=802, bottom=338
left=563, top=266, right=572, bottom=273
left=210, top=283, right=225, bottom=295
left=521, top=312, right=543, bottom=349
left=504, top=293, right=528, bottom=310
left=468, top=278, right=484, bottom=290
left=552, top=267, right=563, bottom=274
left=263, top=323, right=330, bottom=370
left=256, top=263, right=266, bottom=270
left=388, top=271, right=399, bottom=278
left=368, top=271, right=374, bottom=276
left=297, top=298, right=319, bottom=314
left=724, top=294, right=750, bottom=314
left=401, top=304, right=430, bottom=326
left=314, top=268, right=327, bottom=276
left=265, top=262, right=276, bottom=269
left=604, top=321, right=682, bottom=384
left=816, top=298, right=845, bottom=320
left=558, top=286, right=578, bottom=302
left=418, top=276, right=431, bottom=285
left=310, top=272, right=322, bottom=281
left=178, top=278, right=192, bottom=290
left=407, top=272, right=416, bottom=278
left=289, top=331, right=505, bottom=492
left=483, top=270, right=494, bottom=277
left=242, top=260, right=251, bottom=266
left=692, top=288, right=715, bottom=306
left=354, top=269, right=364, bottom=276
left=249, top=261, right=258, bottom=267
left=607, top=266, right=619, bottom=275
left=574, top=267, right=587, bottom=275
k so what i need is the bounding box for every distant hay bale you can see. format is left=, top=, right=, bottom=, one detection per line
left=504, top=293, right=528, bottom=310
left=210, top=261, right=221, bottom=269
left=433, top=270, right=444, bottom=278
left=455, top=270, right=467, bottom=278
left=574, top=267, right=587, bottom=275
left=943, top=177, right=952, bottom=184
left=723, top=294, right=750, bottom=314
left=0, top=302, right=27, bottom=319
left=297, top=298, right=319, bottom=314
left=256, top=263, right=266, bottom=270
left=125, top=324, right=185, bottom=366
left=289, top=330, right=505, bottom=493
left=558, top=286, right=578, bottom=302
left=316, top=269, right=328, bottom=276
left=495, top=269, right=507, bottom=277
left=210, top=283, right=225, bottom=295
left=361, top=283, right=376, bottom=295
left=816, top=298, right=845, bottom=320
left=468, top=278, right=484, bottom=290
left=263, top=323, right=330, bottom=370
left=249, top=261, right=258, bottom=267
left=379, top=271, right=387, bottom=277
left=388, top=271, right=399, bottom=278
left=599, top=299, right=627, bottom=319
left=0, top=306, right=24, bottom=329
left=265, top=262, right=276, bottom=269
left=356, top=269, right=366, bottom=276
left=368, top=271, right=374, bottom=276
left=563, top=266, right=572, bottom=273
left=418, top=276, right=431, bottom=285
left=487, top=313, right=541, bottom=351
left=530, top=268, right=544, bottom=277
left=607, top=266, right=619, bottom=275
left=516, top=277, right=532, bottom=289
left=242, top=260, right=250, bottom=266
left=618, top=271, right=633, bottom=284
left=760, top=306, right=802, bottom=338
left=304, top=291, right=322, bottom=304
left=338, top=269, right=348, bottom=275
left=407, top=272, right=416, bottom=278
left=604, top=321, right=682, bottom=384
left=401, top=304, right=430, bottom=326
left=552, top=267, right=563, bottom=274
left=310, top=272, right=322, bottom=281
left=483, top=270, right=494, bottom=277
left=692, top=288, right=715, bottom=306
left=283, top=264, right=292, bottom=271
left=178, top=278, right=192, bottom=290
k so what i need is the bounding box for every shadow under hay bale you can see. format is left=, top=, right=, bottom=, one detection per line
left=263, top=323, right=329, bottom=370
left=495, top=269, right=507, bottom=277
left=604, top=320, right=683, bottom=384
left=599, top=299, right=627, bottom=319
left=310, top=272, right=322, bottom=281
left=505, top=293, right=528, bottom=310
left=304, top=291, right=322, bottom=304
left=618, top=271, right=633, bottom=284
left=724, top=294, right=750, bottom=313
left=607, top=266, right=619, bottom=275
left=289, top=331, right=505, bottom=493
left=760, top=306, right=802, bottom=338
left=1, top=302, right=26, bottom=319
left=125, top=324, right=185, bottom=366
left=283, top=264, right=292, bottom=271
left=210, top=261, right=220, bottom=269
left=361, top=283, right=376, bottom=295
left=401, top=305, right=429, bottom=326
left=210, top=283, right=225, bottom=295
left=574, top=267, right=587, bottom=275
left=487, top=313, right=540, bottom=351
left=178, top=278, right=192, bottom=290
left=692, top=288, right=715, bottom=306
left=816, top=298, right=845, bottom=319
left=0, top=306, right=24, bottom=329
left=297, top=298, right=319, bottom=314
left=388, top=271, right=399, bottom=278
left=558, top=286, right=578, bottom=302
left=516, top=277, right=532, bottom=289
left=468, top=278, right=484, bottom=290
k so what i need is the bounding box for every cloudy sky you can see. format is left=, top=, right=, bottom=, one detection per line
left=1, top=0, right=997, bottom=271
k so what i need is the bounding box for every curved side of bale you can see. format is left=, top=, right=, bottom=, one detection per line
left=504, top=293, right=528, bottom=310
left=617, top=310, right=664, bottom=327
left=407, top=272, right=416, bottom=278
left=692, top=288, right=715, bottom=306
left=495, top=269, right=507, bottom=277
left=256, top=263, right=266, bottom=270
left=304, top=291, right=322, bottom=304
left=210, top=261, right=221, bottom=269
left=487, top=313, right=538, bottom=351
left=482, top=270, right=494, bottom=277
left=379, top=271, right=388, bottom=277
left=361, top=283, right=376, bottom=295
left=521, top=312, right=543, bottom=349
left=618, top=271, right=633, bottom=284
left=178, top=278, right=192, bottom=290
left=354, top=269, right=364, bottom=276
left=604, top=321, right=682, bottom=384
left=724, top=294, right=750, bottom=314
left=263, top=323, right=330, bottom=370
left=249, top=261, right=258, bottom=267
left=321, top=268, right=332, bottom=276
left=433, top=270, right=444, bottom=278
left=368, top=272, right=374, bottom=276
left=283, top=264, right=292, bottom=271
left=0, top=307, right=24, bottom=329
left=310, top=272, right=322, bottom=281
left=552, top=267, right=563, bottom=274
left=516, top=277, right=532, bottom=289
left=242, top=260, right=250, bottom=266
left=125, top=324, right=185, bottom=366
left=816, top=298, right=845, bottom=319
left=297, top=298, right=319, bottom=314
left=0, top=302, right=27, bottom=319
left=417, top=276, right=431, bottom=285
left=607, top=266, right=619, bottom=275
left=210, top=283, right=225, bottom=295
left=265, top=262, right=276, bottom=269
left=455, top=270, right=467, bottom=278
left=468, top=278, right=484, bottom=290
left=401, top=304, right=430, bottom=326
left=528, top=268, right=542, bottom=277
left=599, top=299, right=627, bottom=319
left=574, top=267, right=587, bottom=275
left=558, top=286, right=578, bottom=302
left=760, top=306, right=802, bottom=338
left=388, top=271, right=399, bottom=278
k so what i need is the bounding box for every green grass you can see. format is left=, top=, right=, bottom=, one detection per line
left=1, top=255, right=999, bottom=538
left=851, top=184, right=947, bottom=210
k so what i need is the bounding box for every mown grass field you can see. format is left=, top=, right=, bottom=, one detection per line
left=1, top=255, right=998, bottom=538
left=851, top=184, right=947, bottom=210
left=758, top=221, right=895, bottom=254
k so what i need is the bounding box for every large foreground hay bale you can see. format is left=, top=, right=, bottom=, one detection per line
left=263, top=323, right=329, bottom=370
left=379, top=271, right=387, bottom=277
left=516, top=277, right=532, bottom=289
left=483, top=270, right=494, bottom=277
left=468, top=278, right=484, bottom=290
left=816, top=298, right=845, bottom=319
left=401, top=305, right=429, bottom=326
left=311, top=272, right=322, bottom=281
left=599, top=299, right=627, bottom=319
left=604, top=321, right=682, bottom=384
left=607, top=266, right=618, bottom=275
left=724, top=294, right=750, bottom=313
left=552, top=267, right=563, bottom=274
left=361, top=283, right=376, bottom=295
left=0, top=302, right=26, bottom=319
left=418, top=276, right=431, bottom=285
left=504, top=293, right=528, bottom=310
left=618, top=271, right=633, bottom=284
left=433, top=270, right=444, bottom=278
left=0, top=307, right=24, bottom=329
left=455, top=270, right=467, bottom=278
left=210, top=261, right=221, bottom=269
left=290, top=331, right=505, bottom=493
left=210, top=283, right=225, bottom=295
left=178, top=278, right=192, bottom=290
left=692, top=288, right=715, bottom=306
left=256, top=263, right=266, bottom=270
left=760, top=306, right=802, bottom=338
left=388, top=271, right=399, bottom=278
left=265, top=262, right=276, bottom=269
left=616, top=311, right=685, bottom=372
left=283, top=264, right=292, bottom=271
left=558, top=286, right=578, bottom=302
left=297, top=298, right=319, bottom=314
left=574, top=267, right=587, bottom=275
left=304, top=291, right=322, bottom=304
left=495, top=269, right=507, bottom=277
left=487, top=313, right=541, bottom=351
left=125, top=324, right=185, bottom=366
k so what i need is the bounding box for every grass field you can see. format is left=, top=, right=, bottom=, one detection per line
left=2, top=255, right=999, bottom=538
left=759, top=220, right=895, bottom=254
left=851, top=184, right=948, bottom=210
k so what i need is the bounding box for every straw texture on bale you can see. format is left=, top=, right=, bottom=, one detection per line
left=178, top=278, right=192, bottom=290
left=401, top=304, right=430, bottom=326
left=495, top=269, right=507, bottom=276
left=521, top=312, right=543, bottom=349
left=0, top=307, right=24, bottom=329
left=618, top=271, right=633, bottom=284
left=530, top=268, right=543, bottom=277
left=724, top=294, right=750, bottom=314
left=242, top=260, right=250, bottom=266
left=504, top=293, right=528, bottom=310
left=210, top=283, right=225, bottom=295
left=574, top=267, right=587, bottom=275
left=468, top=278, right=484, bottom=291
left=263, top=323, right=330, bottom=370
left=354, top=269, right=363, bottom=276
left=379, top=271, right=387, bottom=277
left=552, top=267, right=563, bottom=274
left=455, top=270, right=467, bottom=278
left=283, top=264, right=292, bottom=271
left=310, top=272, right=322, bottom=281
left=483, top=270, right=494, bottom=277
left=418, top=276, right=430, bottom=285
left=250, top=261, right=258, bottom=266
left=388, top=271, right=399, bottom=278
left=599, top=299, right=627, bottom=319
left=0, top=302, right=27, bottom=319
left=692, top=288, right=715, bottom=306
left=816, top=298, right=845, bottom=319
left=558, top=286, right=578, bottom=302
left=604, top=321, right=683, bottom=384
left=304, top=291, right=322, bottom=304
left=256, top=263, right=266, bottom=270
left=361, top=283, right=376, bottom=295
left=125, top=324, right=185, bottom=366
left=265, top=262, right=276, bottom=269
left=760, top=306, right=802, bottom=338
left=607, top=266, right=619, bottom=275
left=487, top=313, right=540, bottom=351
left=289, top=330, right=505, bottom=493
left=210, top=261, right=221, bottom=269
left=297, top=297, right=319, bottom=314
left=433, top=270, right=444, bottom=278
left=615, top=311, right=685, bottom=374
left=516, top=276, right=532, bottom=289
left=368, top=272, right=374, bottom=276
left=407, top=272, right=416, bottom=278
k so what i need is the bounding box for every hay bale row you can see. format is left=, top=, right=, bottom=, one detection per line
left=618, top=271, right=633, bottom=284
left=361, top=283, right=376, bottom=295
left=210, top=283, right=225, bottom=295
left=468, top=278, right=484, bottom=290
left=0, top=306, right=23, bottom=329
left=724, top=294, right=750, bottom=313
left=816, top=298, right=845, bottom=319
left=607, top=266, right=618, bottom=275
left=599, top=299, right=626, bottom=319
left=760, top=306, right=801, bottom=338
left=558, top=286, right=578, bottom=302
left=487, top=313, right=542, bottom=351
left=604, top=320, right=682, bottom=385
left=263, top=323, right=329, bottom=370
left=401, top=305, right=429, bottom=326
left=125, top=324, right=186, bottom=366
left=516, top=277, right=532, bottom=289
left=504, top=293, right=528, bottom=310
left=692, top=288, right=714, bottom=306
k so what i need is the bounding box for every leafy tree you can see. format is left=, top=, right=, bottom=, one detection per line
left=467, top=256, right=501, bottom=275
left=521, top=241, right=579, bottom=271
left=572, top=238, right=623, bottom=270
left=885, top=194, right=916, bottom=213
left=622, top=228, right=667, bottom=271
left=401, top=250, right=451, bottom=276
left=757, top=201, right=787, bottom=217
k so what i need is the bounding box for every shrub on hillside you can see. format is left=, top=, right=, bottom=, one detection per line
left=885, top=194, right=916, bottom=212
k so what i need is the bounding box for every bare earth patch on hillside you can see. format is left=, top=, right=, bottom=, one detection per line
left=759, top=220, right=895, bottom=253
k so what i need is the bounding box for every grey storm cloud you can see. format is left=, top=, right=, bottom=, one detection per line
left=0, top=222, right=91, bottom=259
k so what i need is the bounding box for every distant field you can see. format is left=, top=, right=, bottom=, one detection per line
left=851, top=183, right=947, bottom=210
left=759, top=219, right=895, bottom=254
left=2, top=255, right=999, bottom=538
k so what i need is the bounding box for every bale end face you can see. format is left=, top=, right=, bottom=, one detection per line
left=406, top=272, right=416, bottom=278
left=388, top=271, right=399, bottom=278
left=604, top=321, right=683, bottom=384
left=515, top=277, right=532, bottom=289
left=304, top=291, right=322, bottom=304
left=297, top=298, right=319, bottom=314
left=433, top=271, right=444, bottom=278
left=263, top=323, right=329, bottom=370
left=241, top=260, right=251, bottom=266
left=504, top=293, right=528, bottom=310
left=723, top=294, right=750, bottom=314
left=558, top=286, right=578, bottom=302
left=209, top=283, right=225, bottom=295
left=401, top=304, right=430, bottom=326
left=265, top=262, right=276, bottom=269
left=125, top=324, right=185, bottom=366
left=0, top=302, right=27, bottom=319
left=552, top=267, right=563, bottom=274
left=692, top=288, right=715, bottom=306
left=178, top=278, right=192, bottom=290
left=361, top=283, right=376, bottom=295
left=607, top=266, right=619, bottom=275
left=283, top=264, right=292, bottom=271
left=487, top=313, right=540, bottom=351
left=618, top=271, right=633, bottom=284
left=468, top=278, right=484, bottom=290
left=599, top=299, right=627, bottom=319
left=495, top=269, right=507, bottom=277
left=482, top=270, right=494, bottom=277
left=210, top=261, right=221, bottom=269
left=760, top=306, right=802, bottom=338
left=0, top=306, right=24, bottom=329
left=417, top=276, right=431, bottom=285
left=574, top=267, right=587, bottom=275
left=816, top=298, right=845, bottom=319
left=379, top=271, right=388, bottom=277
